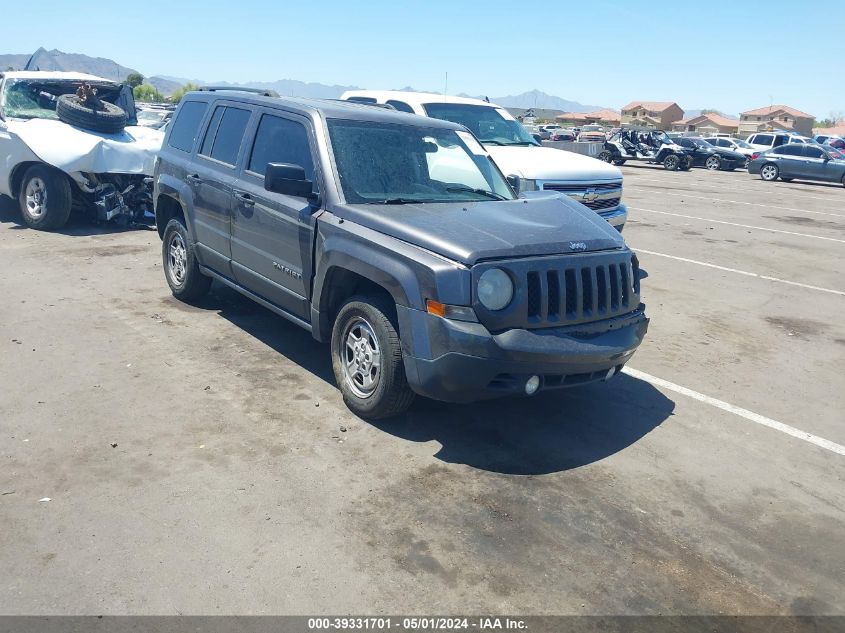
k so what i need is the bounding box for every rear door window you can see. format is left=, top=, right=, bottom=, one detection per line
left=803, top=146, right=825, bottom=159
left=199, top=105, right=251, bottom=166
left=386, top=100, right=415, bottom=114
left=755, top=134, right=774, bottom=146
left=778, top=145, right=802, bottom=156
left=167, top=101, right=209, bottom=153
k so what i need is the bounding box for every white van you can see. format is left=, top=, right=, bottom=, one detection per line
left=340, top=90, right=628, bottom=231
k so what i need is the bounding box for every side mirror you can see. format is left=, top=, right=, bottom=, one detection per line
left=264, top=163, right=314, bottom=198
left=506, top=175, right=520, bottom=192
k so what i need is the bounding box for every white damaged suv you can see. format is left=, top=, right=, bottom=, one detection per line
left=0, top=71, right=163, bottom=230
left=341, top=90, right=628, bottom=230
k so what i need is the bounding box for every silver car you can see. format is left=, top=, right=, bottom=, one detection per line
left=748, top=144, right=845, bottom=185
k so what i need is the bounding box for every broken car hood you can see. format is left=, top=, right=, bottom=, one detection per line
left=5, top=118, right=163, bottom=176
left=338, top=192, right=625, bottom=266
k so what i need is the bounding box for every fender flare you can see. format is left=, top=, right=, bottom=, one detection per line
left=155, top=173, right=197, bottom=240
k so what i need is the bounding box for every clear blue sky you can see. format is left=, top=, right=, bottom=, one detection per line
left=4, top=0, right=844, bottom=117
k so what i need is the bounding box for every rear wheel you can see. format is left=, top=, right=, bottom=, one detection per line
left=705, top=155, right=721, bottom=170
left=597, top=150, right=613, bottom=163
left=663, top=154, right=680, bottom=171
left=760, top=163, right=779, bottom=181
left=18, top=164, right=73, bottom=230
left=162, top=218, right=212, bottom=301
left=331, top=296, right=415, bottom=419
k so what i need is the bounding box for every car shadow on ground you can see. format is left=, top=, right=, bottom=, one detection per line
left=0, top=194, right=153, bottom=236
left=193, top=283, right=675, bottom=476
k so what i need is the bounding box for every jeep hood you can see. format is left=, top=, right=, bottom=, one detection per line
left=5, top=118, right=163, bottom=176
left=339, top=192, right=625, bottom=266
left=485, top=144, right=622, bottom=182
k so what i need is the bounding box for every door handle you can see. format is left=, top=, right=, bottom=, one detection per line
left=233, top=191, right=255, bottom=206
left=186, top=174, right=203, bottom=184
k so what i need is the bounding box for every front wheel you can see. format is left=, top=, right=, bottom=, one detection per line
left=162, top=218, right=212, bottom=301
left=705, top=155, right=721, bottom=170
left=663, top=154, right=680, bottom=171
left=18, top=164, right=73, bottom=230
left=760, top=163, right=779, bottom=181
left=597, top=150, right=613, bottom=163
left=331, top=296, right=415, bottom=419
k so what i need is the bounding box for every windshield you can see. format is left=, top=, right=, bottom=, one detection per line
left=582, top=125, right=603, bottom=132
left=421, top=102, right=539, bottom=146
left=327, top=120, right=515, bottom=205
left=1, top=79, right=123, bottom=121
left=136, top=109, right=170, bottom=129
left=732, top=139, right=752, bottom=148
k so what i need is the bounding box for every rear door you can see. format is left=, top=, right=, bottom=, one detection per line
left=190, top=102, right=253, bottom=276
left=772, top=144, right=804, bottom=178
left=230, top=108, right=319, bottom=319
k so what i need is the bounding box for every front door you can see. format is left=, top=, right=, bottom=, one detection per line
left=230, top=109, right=319, bottom=320
left=800, top=145, right=833, bottom=181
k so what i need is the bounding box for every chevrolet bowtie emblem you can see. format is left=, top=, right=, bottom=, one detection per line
left=582, top=189, right=599, bottom=202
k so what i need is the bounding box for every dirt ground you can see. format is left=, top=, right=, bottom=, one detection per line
left=0, top=165, right=843, bottom=615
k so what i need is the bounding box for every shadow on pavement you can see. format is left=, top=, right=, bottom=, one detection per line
left=189, top=283, right=674, bottom=476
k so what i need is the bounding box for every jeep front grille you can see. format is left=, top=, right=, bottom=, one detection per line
left=525, top=253, right=639, bottom=326
left=540, top=181, right=622, bottom=213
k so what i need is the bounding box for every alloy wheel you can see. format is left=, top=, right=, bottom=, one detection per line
left=24, top=177, right=47, bottom=218
left=340, top=317, right=382, bottom=399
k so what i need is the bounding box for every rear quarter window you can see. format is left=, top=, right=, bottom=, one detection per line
left=167, top=101, right=209, bottom=153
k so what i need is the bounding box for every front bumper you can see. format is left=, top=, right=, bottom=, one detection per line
left=397, top=305, right=649, bottom=403
left=599, top=203, right=627, bottom=231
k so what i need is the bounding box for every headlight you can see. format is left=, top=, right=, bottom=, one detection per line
left=517, top=178, right=538, bottom=192
left=478, top=268, right=514, bottom=311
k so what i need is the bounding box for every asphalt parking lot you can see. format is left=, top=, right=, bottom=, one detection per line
left=0, top=165, right=843, bottom=615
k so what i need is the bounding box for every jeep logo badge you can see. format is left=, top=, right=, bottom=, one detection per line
left=569, top=242, right=588, bottom=251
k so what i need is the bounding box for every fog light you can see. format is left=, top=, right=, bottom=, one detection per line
left=525, top=375, right=541, bottom=395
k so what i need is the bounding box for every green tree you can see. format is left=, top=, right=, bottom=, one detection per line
left=125, top=72, right=144, bottom=88
left=133, top=84, right=164, bottom=103
left=170, top=82, right=201, bottom=103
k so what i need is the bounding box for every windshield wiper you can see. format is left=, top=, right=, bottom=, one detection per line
left=445, top=186, right=508, bottom=201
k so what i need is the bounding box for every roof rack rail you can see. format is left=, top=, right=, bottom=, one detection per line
left=198, top=86, right=279, bottom=98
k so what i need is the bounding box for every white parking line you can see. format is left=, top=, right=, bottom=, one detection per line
left=635, top=249, right=845, bottom=296
left=627, top=187, right=845, bottom=218
left=630, top=207, right=845, bottom=243
left=624, top=174, right=843, bottom=203
left=623, top=367, right=845, bottom=457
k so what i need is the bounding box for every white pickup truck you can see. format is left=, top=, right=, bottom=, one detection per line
left=0, top=70, right=163, bottom=230
left=341, top=90, right=628, bottom=230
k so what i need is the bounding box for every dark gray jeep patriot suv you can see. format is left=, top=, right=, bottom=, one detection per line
left=153, top=90, right=648, bottom=418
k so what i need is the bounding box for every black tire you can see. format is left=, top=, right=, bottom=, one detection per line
left=680, top=156, right=693, bottom=171
left=331, top=296, right=415, bottom=420
left=17, top=164, right=73, bottom=230
left=705, top=155, right=721, bottom=170
left=162, top=218, right=211, bottom=301
left=663, top=154, right=680, bottom=171
left=613, top=159, right=627, bottom=166
left=56, top=94, right=127, bottom=134
left=760, top=163, right=779, bottom=182
left=597, top=150, right=613, bottom=163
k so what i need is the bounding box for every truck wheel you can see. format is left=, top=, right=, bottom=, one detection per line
left=597, top=151, right=613, bottom=163
left=162, top=218, right=211, bottom=301
left=56, top=94, right=127, bottom=134
left=663, top=154, right=680, bottom=171
left=705, top=155, right=721, bottom=170
left=18, top=164, right=73, bottom=230
left=331, top=296, right=415, bottom=420
left=760, top=163, right=779, bottom=181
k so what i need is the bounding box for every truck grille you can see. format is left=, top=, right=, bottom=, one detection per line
left=540, top=182, right=622, bottom=213
left=525, top=252, right=640, bottom=326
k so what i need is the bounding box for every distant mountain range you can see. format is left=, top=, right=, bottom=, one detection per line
left=1, top=48, right=602, bottom=113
